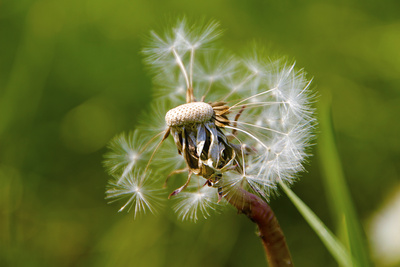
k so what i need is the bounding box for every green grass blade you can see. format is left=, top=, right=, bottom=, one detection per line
left=280, top=182, right=354, bottom=267
left=317, top=94, right=371, bottom=267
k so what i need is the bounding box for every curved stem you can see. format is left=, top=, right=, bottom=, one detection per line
left=224, top=187, right=293, bottom=267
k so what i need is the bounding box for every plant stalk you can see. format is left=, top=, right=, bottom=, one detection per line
left=224, top=187, right=293, bottom=267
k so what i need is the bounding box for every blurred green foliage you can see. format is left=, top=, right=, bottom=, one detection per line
left=1, top=0, right=400, bottom=266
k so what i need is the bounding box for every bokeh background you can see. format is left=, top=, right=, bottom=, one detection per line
left=1, top=0, right=400, bottom=266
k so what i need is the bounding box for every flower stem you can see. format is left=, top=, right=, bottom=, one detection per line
left=224, top=188, right=293, bottom=267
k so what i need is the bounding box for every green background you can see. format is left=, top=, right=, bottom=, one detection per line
left=1, top=0, right=400, bottom=266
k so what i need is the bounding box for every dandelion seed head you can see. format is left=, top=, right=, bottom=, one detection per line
left=105, top=18, right=317, bottom=219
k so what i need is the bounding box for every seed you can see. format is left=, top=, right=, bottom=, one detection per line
left=165, top=102, right=214, bottom=127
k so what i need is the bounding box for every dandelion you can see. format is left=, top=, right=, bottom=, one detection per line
left=104, top=18, right=316, bottom=266
left=105, top=17, right=315, bottom=216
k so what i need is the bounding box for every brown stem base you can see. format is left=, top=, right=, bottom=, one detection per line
left=224, top=188, right=293, bottom=267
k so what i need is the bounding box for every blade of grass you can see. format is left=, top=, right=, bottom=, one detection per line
left=280, top=181, right=354, bottom=267
left=317, top=93, right=371, bottom=267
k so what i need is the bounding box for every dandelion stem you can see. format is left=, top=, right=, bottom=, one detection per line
left=224, top=187, right=293, bottom=267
